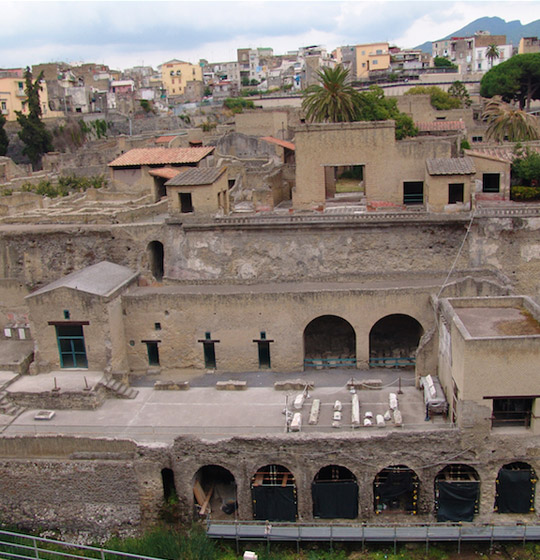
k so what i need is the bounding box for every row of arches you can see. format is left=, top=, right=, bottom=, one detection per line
left=163, top=462, right=537, bottom=523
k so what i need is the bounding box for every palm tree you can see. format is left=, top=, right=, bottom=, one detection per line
left=302, top=66, right=361, bottom=123
left=485, top=44, right=500, bottom=69
left=482, top=98, right=540, bottom=142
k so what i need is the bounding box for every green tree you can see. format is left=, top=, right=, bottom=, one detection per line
left=356, top=86, right=417, bottom=140
left=482, top=98, right=540, bottom=142
left=486, top=44, right=500, bottom=69
left=405, top=85, right=461, bottom=110
left=433, top=56, right=457, bottom=69
left=15, top=67, right=53, bottom=170
left=448, top=80, right=472, bottom=107
left=480, top=53, right=540, bottom=110
left=302, top=66, right=361, bottom=123
left=0, top=113, right=8, bottom=156
left=511, top=148, right=540, bottom=186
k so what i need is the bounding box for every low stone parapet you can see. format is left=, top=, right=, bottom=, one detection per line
left=154, top=380, right=190, bottom=391
left=216, top=380, right=247, bottom=390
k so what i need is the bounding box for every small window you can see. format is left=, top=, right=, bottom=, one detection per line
left=483, top=173, right=500, bottom=193
left=472, top=136, right=483, bottom=143
left=63, top=310, right=70, bottom=320
left=372, top=60, right=378, bottom=65
left=492, top=398, right=533, bottom=428
left=154, top=322, right=161, bottom=331
left=179, top=193, right=193, bottom=213
left=448, top=183, right=464, bottom=204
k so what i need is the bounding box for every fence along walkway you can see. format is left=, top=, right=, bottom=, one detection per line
left=207, top=520, right=540, bottom=552
left=0, top=530, right=165, bottom=560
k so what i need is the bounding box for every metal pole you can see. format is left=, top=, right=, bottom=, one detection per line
left=33, top=536, right=39, bottom=559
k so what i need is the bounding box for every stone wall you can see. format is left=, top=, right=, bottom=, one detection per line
left=0, top=430, right=537, bottom=537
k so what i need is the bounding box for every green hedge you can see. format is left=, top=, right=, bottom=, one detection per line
left=511, top=186, right=540, bottom=201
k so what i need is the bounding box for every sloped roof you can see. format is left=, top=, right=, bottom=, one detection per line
left=155, top=135, right=177, bottom=144
left=465, top=146, right=540, bottom=163
left=416, top=121, right=465, bottom=132
left=261, top=136, right=296, bottom=151
left=108, top=147, right=214, bottom=167
left=148, top=167, right=184, bottom=179
left=426, top=157, right=476, bottom=176
left=166, top=167, right=226, bottom=187
left=27, top=262, right=138, bottom=299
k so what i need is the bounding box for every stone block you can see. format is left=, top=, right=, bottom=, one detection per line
left=153, top=380, right=190, bottom=391
left=216, top=380, right=247, bottom=390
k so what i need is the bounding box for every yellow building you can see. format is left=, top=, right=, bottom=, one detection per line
left=160, top=59, right=203, bottom=98
left=0, top=69, right=62, bottom=122
left=355, top=42, right=390, bottom=79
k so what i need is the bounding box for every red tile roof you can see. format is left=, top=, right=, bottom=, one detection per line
left=261, top=136, right=296, bottom=151
left=148, top=167, right=184, bottom=179
left=416, top=121, right=465, bottom=132
left=155, top=135, right=177, bottom=144
left=108, top=147, right=214, bottom=167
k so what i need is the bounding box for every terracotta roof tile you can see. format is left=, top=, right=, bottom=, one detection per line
left=466, top=146, right=540, bottom=163
left=155, top=135, right=177, bottom=144
left=426, top=157, right=476, bottom=175
left=261, top=136, right=296, bottom=151
left=108, top=147, right=214, bottom=167
left=148, top=167, right=184, bottom=179
left=166, top=167, right=226, bottom=186
left=416, top=121, right=465, bottom=132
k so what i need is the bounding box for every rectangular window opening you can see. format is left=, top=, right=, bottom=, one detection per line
left=492, top=398, right=533, bottom=428
left=56, top=325, right=88, bottom=369
left=483, top=173, right=500, bottom=193
left=403, top=181, right=424, bottom=205
left=179, top=192, right=193, bottom=213
left=448, top=183, right=464, bottom=204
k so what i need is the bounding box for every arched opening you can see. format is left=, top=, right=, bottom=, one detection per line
left=434, top=464, right=480, bottom=522
left=304, top=315, right=356, bottom=369
left=147, top=241, right=164, bottom=281
left=251, top=464, right=297, bottom=521
left=369, top=314, right=423, bottom=368
left=193, top=465, right=237, bottom=518
left=495, top=462, right=537, bottom=514
left=374, top=465, right=419, bottom=515
left=312, top=465, right=358, bottom=519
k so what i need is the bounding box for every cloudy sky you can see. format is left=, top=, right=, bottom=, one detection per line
left=1, top=0, right=539, bottom=70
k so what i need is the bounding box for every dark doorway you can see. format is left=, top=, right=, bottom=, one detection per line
left=403, top=181, right=424, bottom=205
left=435, top=464, right=480, bottom=522
left=495, top=462, right=536, bottom=514
left=304, top=315, right=356, bottom=369
left=55, top=325, right=88, bottom=368
left=251, top=465, right=297, bottom=522
left=374, top=465, right=419, bottom=514
left=203, top=343, right=216, bottom=368
left=147, top=241, right=164, bottom=281
left=254, top=331, right=272, bottom=369
left=161, top=468, right=177, bottom=502
left=194, top=465, right=237, bottom=518
left=145, top=341, right=160, bottom=366
left=179, top=192, right=194, bottom=213
left=312, top=465, right=358, bottom=519
left=448, top=183, right=464, bottom=204
left=369, top=314, right=423, bottom=368
left=483, top=173, right=500, bottom=193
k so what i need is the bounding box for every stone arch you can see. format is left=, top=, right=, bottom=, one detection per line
left=312, top=465, right=358, bottom=519
left=193, top=465, right=237, bottom=518
left=369, top=314, right=424, bottom=367
left=373, top=465, right=419, bottom=515
left=434, top=464, right=480, bottom=522
left=147, top=240, right=164, bottom=281
left=495, top=462, right=537, bottom=514
left=251, top=464, right=297, bottom=521
left=303, top=315, right=356, bottom=369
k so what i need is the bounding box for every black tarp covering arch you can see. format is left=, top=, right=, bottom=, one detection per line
left=251, top=464, right=297, bottom=522
left=435, top=464, right=480, bottom=522
left=495, top=463, right=536, bottom=514
left=312, top=466, right=358, bottom=519
left=374, top=466, right=419, bottom=514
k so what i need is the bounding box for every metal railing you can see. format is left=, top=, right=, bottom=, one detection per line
left=369, top=357, right=416, bottom=368
left=0, top=530, right=166, bottom=560
left=206, top=519, right=540, bottom=553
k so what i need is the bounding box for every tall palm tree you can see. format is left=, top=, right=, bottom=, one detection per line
left=482, top=98, right=540, bottom=142
left=485, top=44, right=500, bottom=69
left=302, top=66, right=361, bottom=123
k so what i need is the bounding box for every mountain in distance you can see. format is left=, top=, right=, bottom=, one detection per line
left=415, top=16, right=540, bottom=53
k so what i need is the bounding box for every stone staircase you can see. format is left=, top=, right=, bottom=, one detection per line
left=0, top=391, right=24, bottom=416
left=100, top=378, right=139, bottom=400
